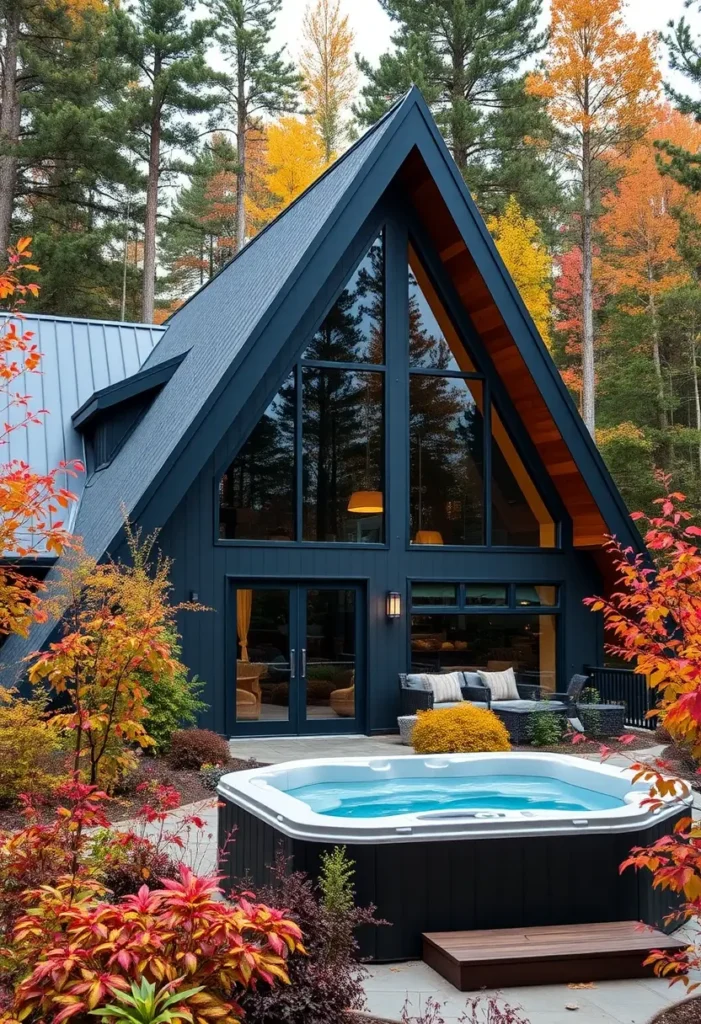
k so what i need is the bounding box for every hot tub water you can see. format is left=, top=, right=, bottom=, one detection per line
left=287, top=773, right=624, bottom=818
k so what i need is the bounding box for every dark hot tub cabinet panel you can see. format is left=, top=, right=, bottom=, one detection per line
left=218, top=799, right=684, bottom=962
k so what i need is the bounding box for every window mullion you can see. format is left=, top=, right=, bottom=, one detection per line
left=295, top=363, right=303, bottom=542
left=484, top=380, right=492, bottom=547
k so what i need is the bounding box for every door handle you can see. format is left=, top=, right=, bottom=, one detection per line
left=301, top=648, right=307, bottom=677
left=290, top=649, right=296, bottom=679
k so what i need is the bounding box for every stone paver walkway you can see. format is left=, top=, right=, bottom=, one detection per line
left=363, top=958, right=700, bottom=1023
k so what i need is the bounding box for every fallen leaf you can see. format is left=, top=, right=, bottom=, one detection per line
left=565, top=1004, right=579, bottom=1011
left=568, top=983, right=596, bottom=989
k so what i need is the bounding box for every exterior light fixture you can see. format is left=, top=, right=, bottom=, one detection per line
left=348, top=490, right=384, bottom=513
left=386, top=591, right=402, bottom=619
left=414, top=530, right=444, bottom=545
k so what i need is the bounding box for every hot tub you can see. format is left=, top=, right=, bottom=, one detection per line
left=218, top=753, right=690, bottom=960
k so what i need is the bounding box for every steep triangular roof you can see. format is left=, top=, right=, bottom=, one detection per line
left=0, top=87, right=639, bottom=683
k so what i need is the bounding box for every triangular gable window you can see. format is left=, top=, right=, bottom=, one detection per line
left=408, top=245, right=555, bottom=549
left=219, top=233, right=385, bottom=543
left=303, top=234, right=384, bottom=364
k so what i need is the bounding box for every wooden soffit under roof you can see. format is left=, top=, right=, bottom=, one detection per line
left=398, top=148, right=608, bottom=549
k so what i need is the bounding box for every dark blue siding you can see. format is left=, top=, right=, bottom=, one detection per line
left=158, top=442, right=602, bottom=735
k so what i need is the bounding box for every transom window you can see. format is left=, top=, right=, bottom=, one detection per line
left=410, top=581, right=560, bottom=691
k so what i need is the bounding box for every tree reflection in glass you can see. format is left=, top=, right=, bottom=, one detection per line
left=304, top=234, right=384, bottom=364
left=410, top=376, right=485, bottom=545
left=303, top=368, right=383, bottom=542
left=219, top=373, right=296, bottom=540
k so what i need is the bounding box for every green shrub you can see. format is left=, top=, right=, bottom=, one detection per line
left=527, top=708, right=565, bottom=746
left=142, top=633, right=207, bottom=754
left=167, top=728, right=230, bottom=770
left=579, top=686, right=601, bottom=705
left=0, top=691, right=62, bottom=804
left=412, top=704, right=511, bottom=754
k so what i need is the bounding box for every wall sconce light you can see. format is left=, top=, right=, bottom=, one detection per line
left=386, top=591, right=401, bottom=619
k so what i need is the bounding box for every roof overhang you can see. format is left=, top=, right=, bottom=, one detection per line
left=72, top=352, right=187, bottom=432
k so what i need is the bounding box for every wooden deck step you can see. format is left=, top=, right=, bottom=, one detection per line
left=422, top=921, right=689, bottom=991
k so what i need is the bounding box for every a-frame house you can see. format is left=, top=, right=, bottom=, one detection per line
left=1, top=88, right=642, bottom=737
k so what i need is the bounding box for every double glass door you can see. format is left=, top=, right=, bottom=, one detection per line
left=231, top=582, right=363, bottom=735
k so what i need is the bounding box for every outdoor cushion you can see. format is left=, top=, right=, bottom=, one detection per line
left=404, top=673, right=433, bottom=691
left=491, top=699, right=567, bottom=712
left=427, top=672, right=464, bottom=704
left=478, top=667, right=519, bottom=701
left=462, top=671, right=482, bottom=688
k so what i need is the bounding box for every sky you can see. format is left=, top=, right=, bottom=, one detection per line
left=269, top=0, right=694, bottom=88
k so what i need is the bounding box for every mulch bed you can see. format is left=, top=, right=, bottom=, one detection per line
left=513, top=732, right=658, bottom=756
left=649, top=996, right=701, bottom=1023
left=0, top=756, right=258, bottom=831
left=658, top=745, right=701, bottom=790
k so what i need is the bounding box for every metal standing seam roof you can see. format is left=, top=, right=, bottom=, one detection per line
left=1, top=313, right=164, bottom=537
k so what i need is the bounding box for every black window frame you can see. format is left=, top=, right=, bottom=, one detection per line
left=216, top=228, right=388, bottom=549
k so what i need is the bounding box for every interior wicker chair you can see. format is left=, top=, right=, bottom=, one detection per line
left=235, top=660, right=267, bottom=721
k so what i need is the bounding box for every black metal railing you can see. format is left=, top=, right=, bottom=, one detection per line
left=584, top=666, right=658, bottom=730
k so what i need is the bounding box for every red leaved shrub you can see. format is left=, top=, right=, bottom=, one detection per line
left=5, top=867, right=305, bottom=1024
left=167, top=728, right=231, bottom=769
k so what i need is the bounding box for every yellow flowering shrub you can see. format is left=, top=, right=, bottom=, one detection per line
left=0, top=691, right=62, bottom=803
left=412, top=703, right=511, bottom=754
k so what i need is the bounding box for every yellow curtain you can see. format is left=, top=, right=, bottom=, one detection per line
left=237, top=590, right=253, bottom=662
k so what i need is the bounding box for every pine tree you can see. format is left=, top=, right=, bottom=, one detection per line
left=115, top=0, right=222, bottom=323
left=2, top=1, right=138, bottom=316
left=354, top=0, right=559, bottom=222
left=0, top=0, right=110, bottom=256
left=659, top=3, right=701, bottom=193
left=160, top=134, right=239, bottom=298
left=527, top=0, right=660, bottom=436
left=208, top=0, right=301, bottom=252
left=301, top=0, right=355, bottom=162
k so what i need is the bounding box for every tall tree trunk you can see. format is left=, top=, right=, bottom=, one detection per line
left=692, top=332, right=701, bottom=475
left=648, top=279, right=667, bottom=430
left=581, top=125, right=596, bottom=436
left=450, top=34, right=468, bottom=172
left=0, top=3, right=21, bottom=256
left=236, top=51, right=247, bottom=252
left=142, top=88, right=161, bottom=323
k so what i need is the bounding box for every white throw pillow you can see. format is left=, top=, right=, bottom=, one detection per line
left=427, top=672, right=464, bottom=704
left=478, top=667, right=520, bottom=701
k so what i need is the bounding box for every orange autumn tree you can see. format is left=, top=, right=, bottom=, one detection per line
left=28, top=523, right=199, bottom=787
left=0, top=239, right=80, bottom=639
left=585, top=481, right=701, bottom=986
left=527, top=0, right=660, bottom=436
left=600, top=107, right=701, bottom=430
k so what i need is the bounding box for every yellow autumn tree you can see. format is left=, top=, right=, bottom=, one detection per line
left=488, top=197, right=552, bottom=348
left=301, top=0, right=356, bottom=162
left=264, top=116, right=332, bottom=220
left=527, top=0, right=660, bottom=436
